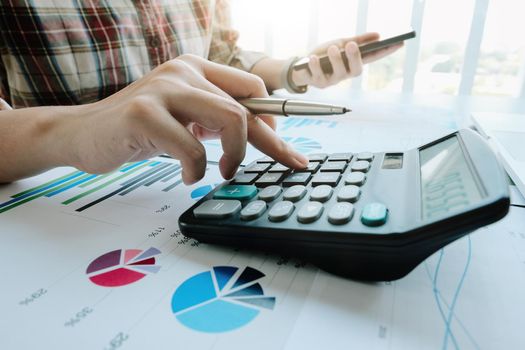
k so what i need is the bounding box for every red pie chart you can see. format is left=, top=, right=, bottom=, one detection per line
left=86, top=247, right=161, bottom=287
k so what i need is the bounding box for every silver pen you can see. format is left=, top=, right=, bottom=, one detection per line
left=237, top=98, right=350, bottom=116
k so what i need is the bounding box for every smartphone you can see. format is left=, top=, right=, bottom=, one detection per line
left=293, top=30, right=416, bottom=75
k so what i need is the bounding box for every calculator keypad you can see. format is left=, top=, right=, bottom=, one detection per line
left=310, top=184, right=333, bottom=202
left=240, top=200, right=267, bottom=221
left=244, top=163, right=271, bottom=173
left=357, top=152, right=374, bottom=161
left=268, top=163, right=290, bottom=173
left=193, top=151, right=389, bottom=227
left=311, top=172, right=341, bottom=187
left=194, top=199, right=241, bottom=219
left=361, top=203, right=388, bottom=226
left=283, top=185, right=307, bottom=202
left=297, top=201, right=324, bottom=223
left=258, top=185, right=282, bottom=202
left=232, top=173, right=258, bottom=185
left=213, top=185, right=257, bottom=200
left=328, top=202, right=354, bottom=225
left=255, top=173, right=284, bottom=187
left=268, top=201, right=294, bottom=222
left=344, top=172, right=366, bottom=186
left=320, top=161, right=347, bottom=172
left=282, top=172, right=312, bottom=186
left=351, top=160, right=371, bottom=173
left=337, top=185, right=360, bottom=203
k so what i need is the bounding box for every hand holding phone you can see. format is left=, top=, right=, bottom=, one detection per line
left=293, top=30, right=416, bottom=75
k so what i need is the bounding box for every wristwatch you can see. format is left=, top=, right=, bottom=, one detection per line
left=281, top=57, right=308, bottom=94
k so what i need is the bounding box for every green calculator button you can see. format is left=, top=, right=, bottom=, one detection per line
left=361, top=203, right=388, bottom=226
left=213, top=185, right=257, bottom=200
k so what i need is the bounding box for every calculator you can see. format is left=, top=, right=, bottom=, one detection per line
left=179, top=129, right=510, bottom=281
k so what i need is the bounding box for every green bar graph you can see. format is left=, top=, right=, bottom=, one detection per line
left=0, top=159, right=186, bottom=214
left=61, top=161, right=153, bottom=205
left=12, top=170, right=81, bottom=198
left=78, top=172, right=114, bottom=188
left=0, top=173, right=93, bottom=214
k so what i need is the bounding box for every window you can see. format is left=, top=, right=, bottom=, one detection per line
left=230, top=0, right=524, bottom=97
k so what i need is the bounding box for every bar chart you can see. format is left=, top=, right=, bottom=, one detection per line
left=280, top=117, right=338, bottom=131
left=0, top=158, right=185, bottom=214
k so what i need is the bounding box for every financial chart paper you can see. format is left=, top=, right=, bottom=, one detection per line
left=1, top=113, right=524, bottom=350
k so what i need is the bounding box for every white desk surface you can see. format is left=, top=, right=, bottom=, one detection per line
left=1, top=89, right=524, bottom=350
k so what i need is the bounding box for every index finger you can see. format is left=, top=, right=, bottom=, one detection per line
left=247, top=116, right=308, bottom=169
left=180, top=56, right=277, bottom=132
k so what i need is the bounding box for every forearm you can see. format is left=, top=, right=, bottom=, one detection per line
left=0, top=106, right=79, bottom=182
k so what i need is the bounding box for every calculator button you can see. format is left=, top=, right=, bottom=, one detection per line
left=240, top=200, right=267, bottom=221
left=308, top=153, right=328, bottom=162
left=283, top=185, right=307, bottom=202
left=268, top=201, right=294, bottom=222
left=193, top=200, right=241, bottom=219
left=328, top=153, right=353, bottom=162
left=337, top=185, right=361, bottom=203
left=351, top=160, right=371, bottom=173
left=244, top=163, right=271, bottom=173
left=256, top=156, right=276, bottom=164
left=310, top=184, right=333, bottom=202
left=301, top=161, right=321, bottom=173
left=320, top=161, right=347, bottom=172
left=255, top=173, right=284, bottom=187
left=345, top=172, right=366, bottom=186
left=232, top=173, right=258, bottom=185
left=258, top=185, right=282, bottom=202
left=213, top=185, right=258, bottom=200
left=268, top=164, right=290, bottom=173
left=357, top=152, right=374, bottom=161
left=297, top=201, right=324, bottom=223
left=328, top=202, right=354, bottom=225
left=282, top=172, right=312, bottom=186
left=361, top=203, right=388, bottom=226
left=311, top=172, right=341, bottom=187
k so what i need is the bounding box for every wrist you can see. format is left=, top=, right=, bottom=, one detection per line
left=280, top=57, right=308, bottom=94
left=291, top=68, right=309, bottom=87
left=37, top=104, right=86, bottom=169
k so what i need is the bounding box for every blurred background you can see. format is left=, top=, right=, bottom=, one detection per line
left=230, top=0, right=524, bottom=98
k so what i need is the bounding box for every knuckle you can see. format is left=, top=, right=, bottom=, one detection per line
left=160, top=58, right=185, bottom=73
left=150, top=77, right=174, bottom=90
left=177, top=54, right=201, bottom=63
left=126, top=96, right=155, bottom=120
left=225, top=100, right=247, bottom=125
left=163, top=57, right=198, bottom=73
left=187, top=143, right=206, bottom=163
left=249, top=74, right=266, bottom=91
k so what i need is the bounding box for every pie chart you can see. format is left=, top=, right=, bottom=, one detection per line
left=282, top=136, right=322, bottom=154
left=190, top=184, right=218, bottom=200
left=86, top=247, right=161, bottom=287
left=171, top=266, right=275, bottom=333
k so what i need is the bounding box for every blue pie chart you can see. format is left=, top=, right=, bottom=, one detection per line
left=171, top=266, right=275, bottom=333
left=190, top=184, right=219, bottom=200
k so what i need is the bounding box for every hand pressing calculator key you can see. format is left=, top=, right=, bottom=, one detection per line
left=179, top=129, right=510, bottom=281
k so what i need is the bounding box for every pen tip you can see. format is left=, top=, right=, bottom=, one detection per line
left=343, top=107, right=351, bottom=113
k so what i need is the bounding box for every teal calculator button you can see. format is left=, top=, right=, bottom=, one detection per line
left=213, top=185, right=257, bottom=200
left=361, top=203, right=388, bottom=226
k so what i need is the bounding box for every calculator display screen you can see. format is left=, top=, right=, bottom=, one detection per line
left=420, top=136, right=483, bottom=220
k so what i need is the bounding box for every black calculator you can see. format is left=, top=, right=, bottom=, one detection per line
left=179, top=129, right=510, bottom=281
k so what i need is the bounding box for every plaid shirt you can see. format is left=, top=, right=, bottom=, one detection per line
left=0, top=0, right=266, bottom=108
